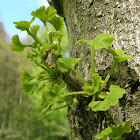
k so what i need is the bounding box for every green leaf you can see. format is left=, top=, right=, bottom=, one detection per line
left=21, top=70, right=38, bottom=94
left=58, top=57, right=81, bottom=72
left=48, top=31, right=53, bottom=44
left=31, top=6, right=46, bottom=24
left=82, top=85, right=99, bottom=95
left=36, top=72, right=56, bottom=82
left=31, top=6, right=56, bottom=25
left=53, top=31, right=63, bottom=42
left=21, top=71, right=34, bottom=82
left=40, top=103, right=68, bottom=119
left=43, top=84, right=62, bottom=103
left=29, top=25, right=40, bottom=36
left=40, top=100, right=49, bottom=108
left=92, top=73, right=102, bottom=86
left=105, top=48, right=132, bottom=64
left=52, top=44, right=62, bottom=57
left=11, top=35, right=21, bottom=44
left=97, top=91, right=108, bottom=99
left=13, top=21, right=31, bottom=31
left=40, top=43, right=50, bottom=55
left=96, top=121, right=132, bottom=140
left=45, top=6, right=57, bottom=20
left=47, top=16, right=64, bottom=32
left=22, top=81, right=38, bottom=94
left=27, top=52, right=38, bottom=60
left=82, top=73, right=101, bottom=95
left=89, top=85, right=126, bottom=111
left=32, top=41, right=38, bottom=47
left=10, top=35, right=26, bottom=53
left=76, top=34, right=114, bottom=50
left=31, top=6, right=63, bottom=31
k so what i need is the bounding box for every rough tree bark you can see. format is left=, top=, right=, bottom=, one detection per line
left=50, top=0, right=140, bottom=140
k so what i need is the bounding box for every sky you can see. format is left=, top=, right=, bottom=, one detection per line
left=0, top=0, right=49, bottom=40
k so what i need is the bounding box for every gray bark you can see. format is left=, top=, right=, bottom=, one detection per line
left=51, top=0, right=140, bottom=139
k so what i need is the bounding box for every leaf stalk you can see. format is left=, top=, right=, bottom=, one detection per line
left=100, top=62, right=118, bottom=91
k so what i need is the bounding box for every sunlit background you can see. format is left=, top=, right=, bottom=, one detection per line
left=0, top=0, right=49, bottom=39
left=0, top=0, right=70, bottom=139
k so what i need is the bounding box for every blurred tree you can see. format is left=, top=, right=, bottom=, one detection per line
left=0, top=22, right=7, bottom=42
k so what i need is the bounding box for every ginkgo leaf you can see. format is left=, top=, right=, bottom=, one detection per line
left=31, top=6, right=63, bottom=31
left=36, top=72, right=56, bottom=82
left=21, top=71, right=34, bottom=82
left=43, top=84, right=62, bottom=103
left=45, top=6, right=57, bottom=20
left=10, top=35, right=26, bottom=53
left=88, top=85, right=126, bottom=111
left=21, top=71, right=38, bottom=94
left=97, top=91, right=109, bottom=99
left=96, top=121, right=132, bottom=140
left=58, top=57, right=81, bottom=72
left=29, top=25, right=40, bottom=36
left=47, top=31, right=53, bottom=44
left=13, top=21, right=32, bottom=31
left=52, top=44, right=62, bottom=57
left=53, top=31, right=63, bottom=42
left=31, top=6, right=48, bottom=24
left=105, top=48, right=132, bottom=64
left=92, top=73, right=102, bottom=86
left=39, top=102, right=68, bottom=120
left=76, top=34, right=114, bottom=50
left=47, top=16, right=64, bottom=32
left=31, top=6, right=56, bottom=24
left=82, top=85, right=99, bottom=95
left=22, top=81, right=38, bottom=94
left=40, top=100, right=49, bottom=108
left=82, top=73, right=101, bottom=95
left=11, top=35, right=22, bottom=45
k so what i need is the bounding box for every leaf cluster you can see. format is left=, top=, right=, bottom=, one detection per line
left=11, top=6, right=132, bottom=139
left=96, top=121, right=132, bottom=140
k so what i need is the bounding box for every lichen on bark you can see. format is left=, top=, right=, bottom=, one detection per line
left=51, top=0, right=140, bottom=139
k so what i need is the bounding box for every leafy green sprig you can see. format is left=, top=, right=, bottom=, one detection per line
left=76, top=34, right=131, bottom=111
left=11, top=6, right=132, bottom=139
left=96, top=121, right=132, bottom=140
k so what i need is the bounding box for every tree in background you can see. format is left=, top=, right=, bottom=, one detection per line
left=0, top=22, right=7, bottom=42
left=49, top=1, right=140, bottom=139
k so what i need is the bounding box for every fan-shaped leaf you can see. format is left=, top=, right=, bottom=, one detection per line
left=92, top=73, right=102, bottom=86
left=13, top=21, right=31, bottom=31
left=29, top=25, right=40, bottom=36
left=82, top=85, right=99, bottom=95
left=43, top=84, right=62, bottom=103
left=96, top=121, right=132, bottom=140
left=22, top=81, right=38, bottom=94
left=82, top=73, right=101, bottom=95
left=76, top=34, right=114, bottom=50
left=10, top=35, right=26, bottom=53
left=47, top=16, right=64, bottom=32
left=21, top=71, right=33, bottom=82
left=89, top=85, right=126, bottom=111
left=58, top=57, right=81, bottom=72
left=31, top=6, right=56, bottom=24
left=105, top=48, right=132, bottom=64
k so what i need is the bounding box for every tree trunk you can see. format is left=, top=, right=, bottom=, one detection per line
left=51, top=0, right=140, bottom=139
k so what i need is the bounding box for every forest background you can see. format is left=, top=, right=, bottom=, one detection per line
left=0, top=0, right=70, bottom=140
